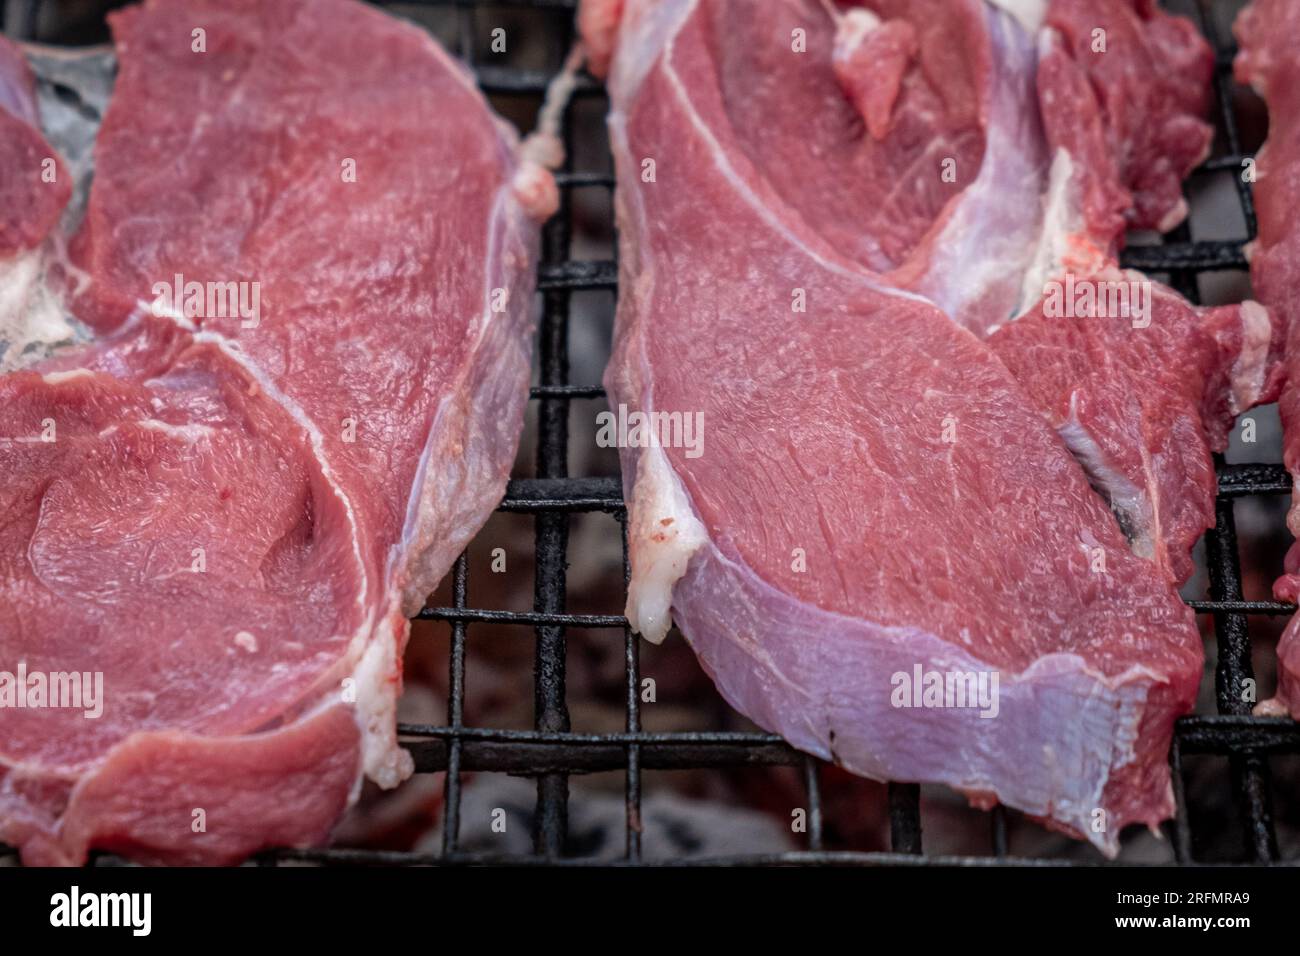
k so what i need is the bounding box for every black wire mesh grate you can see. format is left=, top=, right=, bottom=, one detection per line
left=2, top=0, right=1298, bottom=867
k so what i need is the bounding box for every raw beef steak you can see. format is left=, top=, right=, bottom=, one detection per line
left=584, top=0, right=1275, bottom=853
left=0, top=0, right=553, bottom=865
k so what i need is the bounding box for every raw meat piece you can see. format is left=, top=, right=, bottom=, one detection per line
left=0, top=0, right=553, bottom=865
left=986, top=0, right=1281, bottom=585
left=0, top=36, right=72, bottom=371
left=1236, top=0, right=1300, bottom=718
left=593, top=0, right=1273, bottom=591
left=588, top=0, right=1207, bottom=854
left=990, top=283, right=1278, bottom=585
left=1038, top=0, right=1221, bottom=238
left=0, top=37, right=68, bottom=257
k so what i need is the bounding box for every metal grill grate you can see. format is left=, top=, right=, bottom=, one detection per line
left=4, top=0, right=1299, bottom=867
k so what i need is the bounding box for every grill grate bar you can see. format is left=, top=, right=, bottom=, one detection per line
left=1168, top=738, right=1193, bottom=863
left=1200, top=0, right=1259, bottom=239
left=402, top=738, right=803, bottom=775
left=1177, top=715, right=1300, bottom=754
left=416, top=599, right=1296, bottom=628
left=494, top=467, right=1290, bottom=511
left=528, top=7, right=577, bottom=859
left=388, top=716, right=1300, bottom=777
left=1118, top=239, right=1248, bottom=271
left=499, top=476, right=623, bottom=512
left=1186, top=599, right=1296, bottom=614
left=528, top=384, right=606, bottom=398
left=441, top=555, right=469, bottom=855
left=393, top=714, right=1300, bottom=749
left=619, top=514, right=645, bottom=860
left=887, top=783, right=923, bottom=854
left=418, top=607, right=627, bottom=627
left=991, top=806, right=1009, bottom=858
left=537, top=260, right=619, bottom=290
left=802, top=756, right=825, bottom=851
left=1216, top=462, right=1292, bottom=495
left=1190, top=0, right=1278, bottom=864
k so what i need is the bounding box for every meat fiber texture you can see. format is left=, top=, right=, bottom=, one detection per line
left=0, top=0, right=554, bottom=865
left=1236, top=0, right=1300, bottom=720
left=987, top=0, right=1282, bottom=586
left=584, top=0, right=1279, bottom=855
